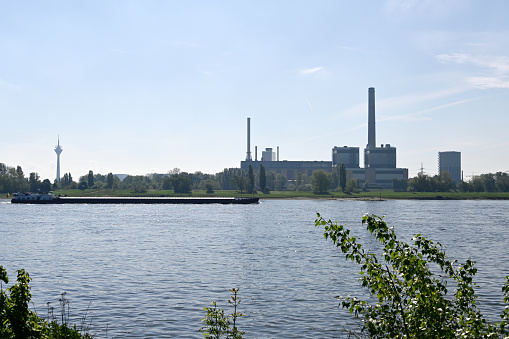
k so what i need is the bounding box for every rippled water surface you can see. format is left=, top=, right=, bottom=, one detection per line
left=1, top=199, right=508, bottom=338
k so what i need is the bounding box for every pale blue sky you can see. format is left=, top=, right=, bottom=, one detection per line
left=1, top=0, right=508, bottom=181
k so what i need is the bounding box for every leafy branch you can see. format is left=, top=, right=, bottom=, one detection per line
left=315, top=213, right=509, bottom=338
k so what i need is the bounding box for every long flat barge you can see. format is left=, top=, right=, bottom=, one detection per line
left=11, top=192, right=259, bottom=204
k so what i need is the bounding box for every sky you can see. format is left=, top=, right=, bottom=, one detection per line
left=1, top=0, right=509, bottom=181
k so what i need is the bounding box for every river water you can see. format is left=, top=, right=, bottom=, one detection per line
left=0, top=199, right=508, bottom=338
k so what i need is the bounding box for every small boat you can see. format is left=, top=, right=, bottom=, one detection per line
left=11, top=192, right=259, bottom=205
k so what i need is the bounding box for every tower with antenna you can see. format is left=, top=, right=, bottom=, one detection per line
left=54, top=136, right=63, bottom=182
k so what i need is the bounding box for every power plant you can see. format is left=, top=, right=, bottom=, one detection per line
left=241, top=87, right=408, bottom=188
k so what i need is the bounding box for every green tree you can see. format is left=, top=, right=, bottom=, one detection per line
left=495, top=172, right=509, bottom=192
left=205, top=181, right=215, bottom=194
left=266, top=171, right=276, bottom=190
left=231, top=175, right=247, bottom=193
left=437, top=171, right=455, bottom=191
left=311, top=170, right=331, bottom=194
left=161, top=176, right=172, bottom=190
left=457, top=180, right=471, bottom=192
left=41, top=179, right=51, bottom=192
left=106, top=173, right=114, bottom=189
left=131, top=181, right=148, bottom=193
left=392, top=178, right=408, bottom=191
left=247, top=165, right=255, bottom=194
left=29, top=172, right=40, bottom=192
left=345, top=178, right=358, bottom=192
left=259, top=164, right=267, bottom=193
left=87, top=170, right=94, bottom=188
left=171, top=172, right=192, bottom=194
left=275, top=174, right=287, bottom=190
left=315, top=214, right=509, bottom=338
left=480, top=173, right=496, bottom=192
left=339, top=164, right=347, bottom=192
left=331, top=166, right=340, bottom=190
left=296, top=172, right=303, bottom=188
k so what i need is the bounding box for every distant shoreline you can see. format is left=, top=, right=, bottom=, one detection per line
left=3, top=190, right=509, bottom=201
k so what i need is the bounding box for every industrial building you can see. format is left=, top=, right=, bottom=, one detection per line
left=240, top=87, right=408, bottom=188
left=438, top=151, right=461, bottom=184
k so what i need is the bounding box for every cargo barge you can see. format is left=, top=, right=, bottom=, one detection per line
left=11, top=192, right=259, bottom=204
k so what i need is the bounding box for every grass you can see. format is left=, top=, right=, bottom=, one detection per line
left=46, top=188, right=509, bottom=200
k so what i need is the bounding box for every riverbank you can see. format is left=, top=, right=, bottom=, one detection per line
left=3, top=189, right=509, bottom=200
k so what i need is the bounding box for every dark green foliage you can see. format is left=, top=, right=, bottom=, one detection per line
left=87, top=171, right=94, bottom=188
left=408, top=172, right=455, bottom=192
left=339, top=164, right=347, bottom=192
left=259, top=164, right=267, bottom=193
left=41, top=179, right=52, bottom=192
left=311, top=170, right=331, bottom=194
left=0, top=266, right=92, bottom=338
left=205, top=181, right=215, bottom=194
left=459, top=172, right=509, bottom=193
left=345, top=178, right=358, bottom=193
left=231, top=176, right=247, bottom=193
left=247, top=165, right=255, bottom=194
left=201, top=288, right=244, bottom=338
left=130, top=181, right=148, bottom=193
left=106, top=173, right=114, bottom=189
left=29, top=172, right=41, bottom=192
left=60, top=173, right=74, bottom=189
left=170, top=172, right=192, bottom=194
left=266, top=171, right=276, bottom=190
left=315, top=214, right=509, bottom=338
left=0, top=164, right=29, bottom=193
left=392, top=178, right=408, bottom=191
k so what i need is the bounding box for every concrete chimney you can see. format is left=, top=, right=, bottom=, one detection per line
left=277, top=146, right=279, bottom=161
left=368, top=87, right=376, bottom=148
left=246, top=117, right=252, bottom=161
left=255, top=146, right=258, bottom=161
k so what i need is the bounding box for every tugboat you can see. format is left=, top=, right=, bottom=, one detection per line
left=11, top=192, right=56, bottom=203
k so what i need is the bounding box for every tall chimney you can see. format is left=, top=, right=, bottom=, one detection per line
left=368, top=87, right=376, bottom=148
left=277, top=146, right=279, bottom=161
left=246, top=117, right=252, bottom=161
left=255, top=146, right=258, bottom=161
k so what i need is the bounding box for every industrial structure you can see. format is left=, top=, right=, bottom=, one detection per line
left=54, top=136, right=63, bottom=183
left=240, top=87, right=408, bottom=188
left=438, top=151, right=461, bottom=184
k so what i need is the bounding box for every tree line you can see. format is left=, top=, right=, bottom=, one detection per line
left=3, top=161, right=509, bottom=194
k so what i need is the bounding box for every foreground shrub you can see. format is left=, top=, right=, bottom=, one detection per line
left=201, top=288, right=244, bottom=338
left=315, top=214, right=509, bottom=338
left=0, top=265, right=93, bottom=338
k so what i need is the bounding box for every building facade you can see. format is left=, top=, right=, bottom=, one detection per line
left=438, top=151, right=461, bottom=184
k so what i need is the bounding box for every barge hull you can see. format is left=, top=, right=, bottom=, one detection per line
left=11, top=197, right=259, bottom=204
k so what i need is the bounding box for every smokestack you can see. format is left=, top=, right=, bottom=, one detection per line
left=255, top=146, right=258, bottom=161
left=246, top=118, right=252, bottom=161
left=368, top=87, right=376, bottom=148
left=277, top=146, right=279, bottom=161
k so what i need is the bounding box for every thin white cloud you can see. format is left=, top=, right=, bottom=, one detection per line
left=335, top=86, right=469, bottom=120
left=0, top=79, right=20, bottom=91
left=305, top=97, right=312, bottom=111
left=383, top=0, right=459, bottom=17
left=379, top=97, right=479, bottom=122
left=436, top=53, right=509, bottom=89
left=108, top=48, right=129, bottom=54
left=174, top=41, right=199, bottom=48
left=299, top=67, right=324, bottom=75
